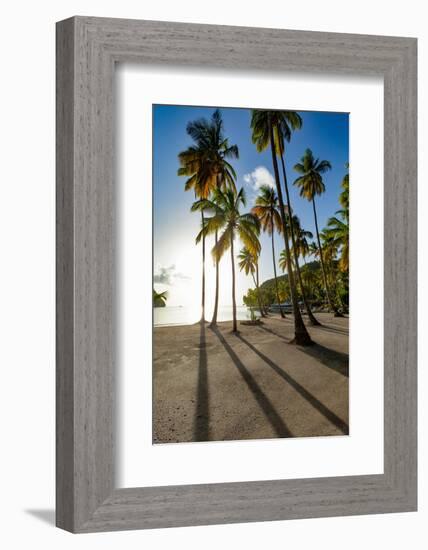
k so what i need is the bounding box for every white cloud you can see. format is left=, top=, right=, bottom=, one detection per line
left=153, top=264, right=190, bottom=285
left=243, top=166, right=275, bottom=191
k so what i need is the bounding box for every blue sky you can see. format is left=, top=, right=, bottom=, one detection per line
left=153, top=104, right=348, bottom=310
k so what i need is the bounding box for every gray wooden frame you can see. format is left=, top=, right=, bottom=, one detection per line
left=56, top=16, right=417, bottom=533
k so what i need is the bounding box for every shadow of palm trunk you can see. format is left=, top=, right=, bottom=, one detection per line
left=258, top=324, right=349, bottom=378
left=194, top=322, right=210, bottom=441
left=315, top=324, right=349, bottom=336
left=211, top=327, right=293, bottom=438
left=297, top=342, right=349, bottom=377
left=237, top=334, right=348, bottom=435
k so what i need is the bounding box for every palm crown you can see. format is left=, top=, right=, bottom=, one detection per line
left=238, top=247, right=257, bottom=276
left=293, top=148, right=332, bottom=200
left=290, top=215, right=313, bottom=259
left=192, top=187, right=261, bottom=262
left=251, top=185, right=282, bottom=235
left=178, top=109, right=239, bottom=198
left=250, top=110, right=302, bottom=154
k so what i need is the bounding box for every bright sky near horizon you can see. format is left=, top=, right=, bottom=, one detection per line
left=153, top=104, right=349, bottom=312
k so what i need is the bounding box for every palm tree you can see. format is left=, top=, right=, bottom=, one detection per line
left=153, top=289, right=168, bottom=308
left=251, top=185, right=285, bottom=318
left=293, top=148, right=341, bottom=316
left=339, top=163, right=349, bottom=212
left=325, top=163, right=349, bottom=274
left=250, top=110, right=312, bottom=345
left=193, top=187, right=260, bottom=333
left=237, top=247, right=265, bottom=317
left=273, top=115, right=321, bottom=326
left=279, top=249, right=288, bottom=273
left=186, top=110, right=240, bottom=327
left=178, top=146, right=207, bottom=323
left=290, top=215, right=313, bottom=263
left=178, top=109, right=239, bottom=326
left=286, top=216, right=316, bottom=310
left=325, top=211, right=349, bottom=272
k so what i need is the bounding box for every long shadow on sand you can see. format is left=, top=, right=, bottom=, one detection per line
left=236, top=334, right=349, bottom=435
left=257, top=323, right=292, bottom=343
left=258, top=324, right=349, bottom=378
left=211, top=327, right=293, bottom=438
left=269, top=315, right=348, bottom=335
left=194, top=322, right=210, bottom=441
left=298, top=343, right=349, bottom=377
left=315, top=324, right=349, bottom=336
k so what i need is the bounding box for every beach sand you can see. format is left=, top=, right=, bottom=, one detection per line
left=153, top=313, right=349, bottom=443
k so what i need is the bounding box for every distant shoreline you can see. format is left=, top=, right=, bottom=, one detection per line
left=154, top=318, right=249, bottom=329
left=153, top=310, right=347, bottom=328
left=154, top=304, right=252, bottom=327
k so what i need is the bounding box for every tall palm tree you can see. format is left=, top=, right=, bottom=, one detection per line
left=250, top=110, right=312, bottom=345
left=178, top=109, right=239, bottom=325
left=293, top=148, right=341, bottom=316
left=274, top=115, right=321, bottom=326
left=186, top=110, right=240, bottom=327
left=178, top=146, right=208, bottom=323
left=193, top=187, right=260, bottom=333
left=237, top=247, right=265, bottom=317
left=251, top=185, right=285, bottom=318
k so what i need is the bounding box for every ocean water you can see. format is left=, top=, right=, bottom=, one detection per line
left=154, top=305, right=255, bottom=327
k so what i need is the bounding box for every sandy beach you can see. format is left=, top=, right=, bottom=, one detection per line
left=153, top=313, right=349, bottom=443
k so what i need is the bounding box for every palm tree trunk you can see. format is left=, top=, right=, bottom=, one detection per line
left=311, top=197, right=338, bottom=315
left=271, top=231, right=285, bottom=318
left=302, top=257, right=311, bottom=299
left=255, top=264, right=267, bottom=317
left=210, top=230, right=219, bottom=326
left=211, top=175, right=223, bottom=327
left=252, top=270, right=265, bottom=318
left=230, top=232, right=238, bottom=332
left=279, top=153, right=320, bottom=326
left=268, top=123, right=312, bottom=345
left=200, top=210, right=206, bottom=323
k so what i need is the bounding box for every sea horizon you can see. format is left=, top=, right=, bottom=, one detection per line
left=154, top=305, right=254, bottom=327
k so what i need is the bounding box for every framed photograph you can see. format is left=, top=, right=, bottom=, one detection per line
left=151, top=104, right=350, bottom=446
left=56, top=16, right=417, bottom=532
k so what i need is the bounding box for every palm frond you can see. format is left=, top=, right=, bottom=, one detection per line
left=316, top=159, right=332, bottom=173
left=237, top=226, right=260, bottom=257
left=191, top=198, right=219, bottom=213
left=212, top=226, right=232, bottom=261
left=195, top=213, right=225, bottom=244
left=238, top=247, right=256, bottom=275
